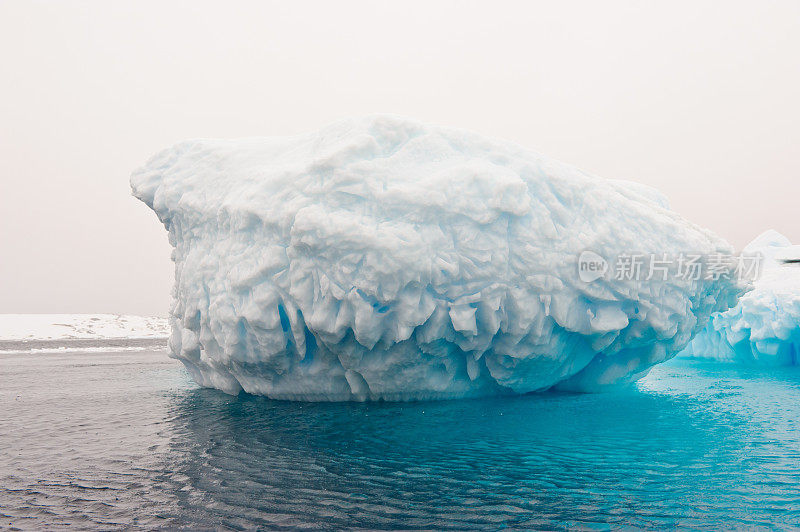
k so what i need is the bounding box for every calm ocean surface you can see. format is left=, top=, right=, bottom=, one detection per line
left=2, top=345, right=800, bottom=530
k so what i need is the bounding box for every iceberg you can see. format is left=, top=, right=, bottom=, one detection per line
left=132, top=115, right=745, bottom=400
left=679, top=230, right=800, bottom=364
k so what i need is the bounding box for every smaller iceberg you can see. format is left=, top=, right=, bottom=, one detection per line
left=679, top=230, right=800, bottom=364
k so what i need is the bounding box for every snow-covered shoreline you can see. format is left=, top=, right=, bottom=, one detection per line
left=0, top=314, right=169, bottom=342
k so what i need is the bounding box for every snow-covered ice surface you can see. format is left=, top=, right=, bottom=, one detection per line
left=679, top=230, right=800, bottom=365
left=132, top=115, right=746, bottom=400
left=0, top=314, right=169, bottom=341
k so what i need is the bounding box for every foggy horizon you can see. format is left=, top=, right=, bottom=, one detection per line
left=1, top=0, right=798, bottom=315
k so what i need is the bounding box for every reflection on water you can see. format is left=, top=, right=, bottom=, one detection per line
left=2, top=349, right=800, bottom=529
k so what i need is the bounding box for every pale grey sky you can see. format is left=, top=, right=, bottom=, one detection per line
left=1, top=0, right=798, bottom=315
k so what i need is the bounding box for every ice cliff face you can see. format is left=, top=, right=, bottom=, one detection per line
left=132, top=115, right=745, bottom=400
left=680, top=230, right=800, bottom=365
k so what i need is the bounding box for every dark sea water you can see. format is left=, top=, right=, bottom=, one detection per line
left=2, top=345, right=800, bottom=530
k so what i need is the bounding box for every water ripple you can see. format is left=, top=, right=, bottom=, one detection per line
left=2, top=350, right=800, bottom=529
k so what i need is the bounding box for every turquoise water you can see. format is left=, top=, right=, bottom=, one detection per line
left=2, top=347, right=800, bottom=529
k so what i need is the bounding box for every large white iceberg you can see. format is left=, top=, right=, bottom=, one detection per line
left=132, top=115, right=745, bottom=400
left=680, top=230, right=800, bottom=364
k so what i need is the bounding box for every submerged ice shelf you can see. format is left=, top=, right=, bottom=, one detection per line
left=679, top=230, right=800, bottom=365
left=132, top=115, right=745, bottom=400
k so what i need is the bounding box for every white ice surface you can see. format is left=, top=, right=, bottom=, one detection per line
left=132, top=115, right=745, bottom=400
left=679, top=230, right=800, bottom=365
left=0, top=314, right=169, bottom=341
